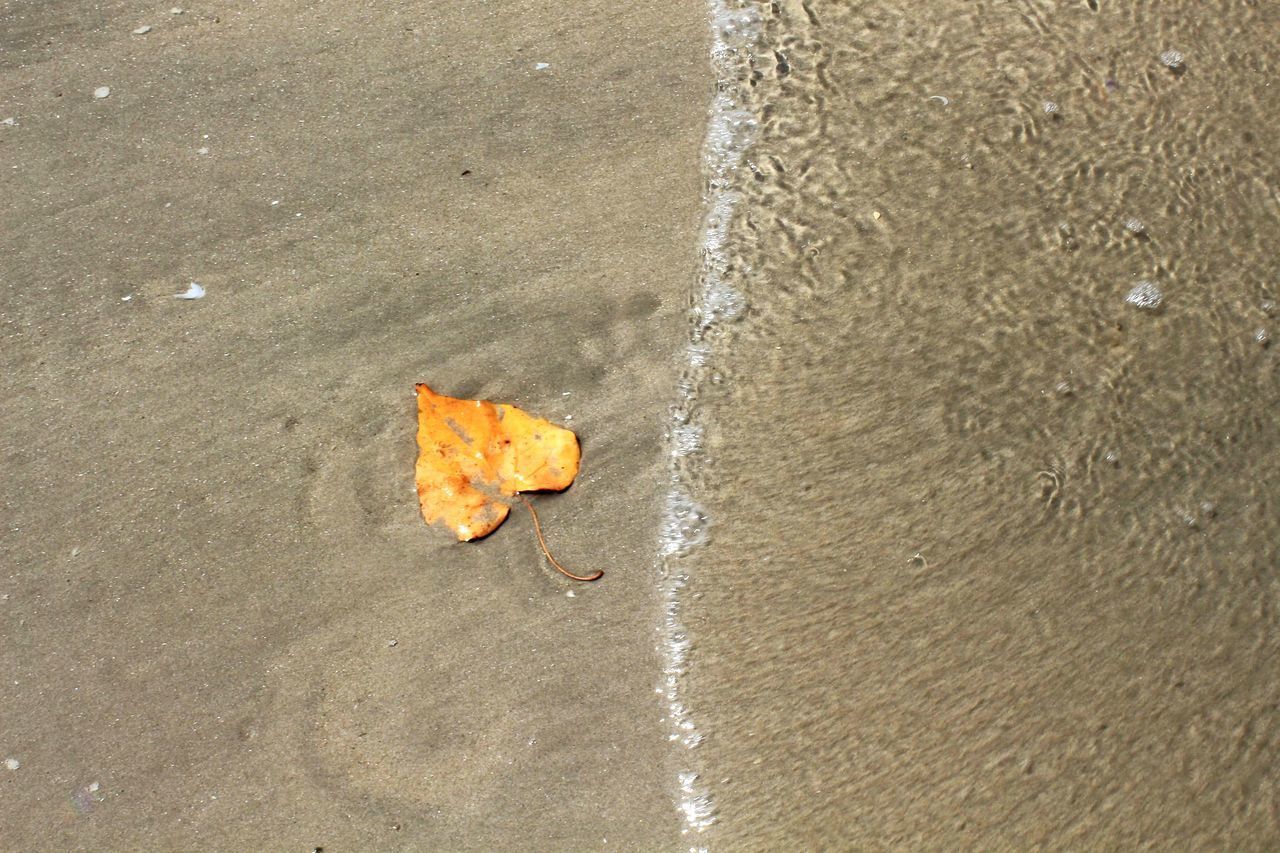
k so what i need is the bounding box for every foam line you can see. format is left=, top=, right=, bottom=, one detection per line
left=658, top=1, right=760, bottom=844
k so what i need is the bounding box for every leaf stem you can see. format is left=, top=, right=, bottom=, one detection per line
left=520, top=496, right=603, bottom=582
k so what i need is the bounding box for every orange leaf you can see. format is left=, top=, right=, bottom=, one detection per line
left=414, top=383, right=580, bottom=541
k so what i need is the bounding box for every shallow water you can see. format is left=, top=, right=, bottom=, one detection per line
left=680, top=1, right=1279, bottom=845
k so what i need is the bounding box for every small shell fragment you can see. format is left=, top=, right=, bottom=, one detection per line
left=175, top=282, right=205, bottom=300
left=93, top=86, right=111, bottom=99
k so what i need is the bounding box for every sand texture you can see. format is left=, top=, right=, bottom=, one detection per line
left=0, top=1, right=709, bottom=848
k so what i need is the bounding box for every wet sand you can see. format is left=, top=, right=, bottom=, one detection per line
left=680, top=1, right=1280, bottom=847
left=0, top=1, right=709, bottom=848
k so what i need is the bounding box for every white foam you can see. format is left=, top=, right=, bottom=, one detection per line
left=671, top=424, right=704, bottom=458
left=658, top=0, right=760, bottom=841
left=660, top=487, right=709, bottom=557
left=678, top=771, right=717, bottom=832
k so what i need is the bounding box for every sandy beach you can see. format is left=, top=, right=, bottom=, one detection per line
left=1, top=1, right=710, bottom=848
left=7, top=0, right=1280, bottom=849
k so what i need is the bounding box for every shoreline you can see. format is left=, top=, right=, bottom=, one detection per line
left=658, top=0, right=762, bottom=841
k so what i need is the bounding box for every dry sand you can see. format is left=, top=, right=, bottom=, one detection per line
left=1, top=1, right=710, bottom=848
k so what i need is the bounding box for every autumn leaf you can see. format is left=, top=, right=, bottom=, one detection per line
left=414, top=383, right=601, bottom=581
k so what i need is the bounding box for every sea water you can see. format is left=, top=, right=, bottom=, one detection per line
left=669, top=1, right=1280, bottom=846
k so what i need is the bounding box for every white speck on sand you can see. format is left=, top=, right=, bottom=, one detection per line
left=196, top=146, right=210, bottom=155
left=122, top=294, right=133, bottom=301
left=132, top=25, right=152, bottom=35
left=534, top=62, right=551, bottom=70
left=1125, top=280, right=1163, bottom=310
left=1, top=117, right=15, bottom=127
left=4, top=758, right=19, bottom=771
left=93, top=87, right=111, bottom=99
left=175, top=282, right=205, bottom=300
left=170, top=7, right=184, bottom=14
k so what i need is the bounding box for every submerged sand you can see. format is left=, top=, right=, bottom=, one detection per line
left=0, top=1, right=710, bottom=848
left=682, top=1, right=1280, bottom=848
